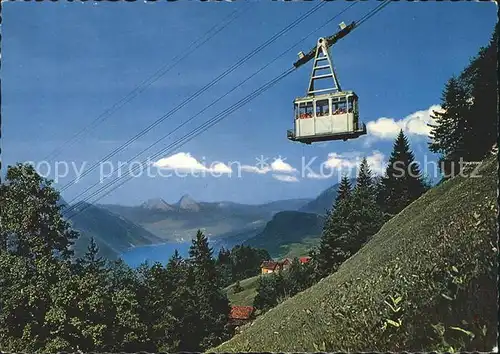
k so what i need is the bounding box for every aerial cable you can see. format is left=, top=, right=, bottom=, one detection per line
left=58, top=0, right=327, bottom=194
left=357, top=0, right=391, bottom=27
left=64, top=67, right=296, bottom=220
left=42, top=4, right=250, bottom=162
left=63, top=2, right=361, bottom=218
left=64, top=0, right=391, bottom=219
left=57, top=1, right=327, bottom=194
left=64, top=0, right=393, bottom=219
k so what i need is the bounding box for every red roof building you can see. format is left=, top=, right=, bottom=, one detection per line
left=299, top=256, right=311, bottom=264
left=229, top=306, right=255, bottom=328
left=229, top=305, right=255, bottom=320
left=260, top=260, right=281, bottom=274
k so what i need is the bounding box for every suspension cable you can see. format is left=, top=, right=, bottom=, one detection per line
left=357, top=0, right=392, bottom=27
left=43, top=5, right=250, bottom=162
left=57, top=1, right=328, bottom=194
left=64, top=0, right=393, bottom=219
left=63, top=1, right=360, bottom=213
left=64, top=67, right=296, bottom=220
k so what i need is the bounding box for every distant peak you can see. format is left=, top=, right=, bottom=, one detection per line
left=178, top=194, right=195, bottom=203
left=141, top=198, right=174, bottom=211
left=177, top=194, right=200, bottom=211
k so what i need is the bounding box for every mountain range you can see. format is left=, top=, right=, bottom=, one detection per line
left=60, top=200, right=163, bottom=260
left=99, top=195, right=312, bottom=244
left=64, top=181, right=349, bottom=260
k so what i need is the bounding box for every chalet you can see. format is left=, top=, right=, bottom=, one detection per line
left=260, top=258, right=292, bottom=274
left=229, top=305, right=255, bottom=327
left=299, top=256, right=311, bottom=264
left=260, top=260, right=281, bottom=274
left=281, top=258, right=292, bottom=270
left=260, top=257, right=311, bottom=274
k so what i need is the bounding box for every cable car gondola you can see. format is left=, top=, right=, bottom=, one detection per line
left=287, top=22, right=367, bottom=144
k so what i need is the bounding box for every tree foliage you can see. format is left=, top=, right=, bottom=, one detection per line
left=0, top=164, right=236, bottom=353
left=216, top=244, right=271, bottom=288
left=0, top=163, right=78, bottom=260
left=429, top=26, right=497, bottom=175
left=315, top=159, right=384, bottom=280
left=345, top=158, right=384, bottom=256
left=187, top=230, right=233, bottom=350
left=253, top=258, right=314, bottom=312
left=316, top=175, right=353, bottom=278
left=377, top=130, right=429, bottom=216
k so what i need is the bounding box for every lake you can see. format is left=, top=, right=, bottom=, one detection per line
left=120, top=239, right=223, bottom=268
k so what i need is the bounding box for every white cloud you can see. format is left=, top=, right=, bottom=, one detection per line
left=242, top=157, right=297, bottom=175
left=309, top=150, right=387, bottom=179
left=272, top=174, right=299, bottom=183
left=211, top=162, right=232, bottom=174
left=365, top=151, right=387, bottom=175
left=366, top=104, right=443, bottom=140
left=153, top=152, right=232, bottom=174
left=270, top=158, right=297, bottom=173
left=241, top=165, right=270, bottom=174
left=324, top=152, right=359, bottom=170
left=154, top=152, right=205, bottom=171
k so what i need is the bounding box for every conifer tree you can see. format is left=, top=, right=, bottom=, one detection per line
left=164, top=250, right=196, bottom=352
left=138, top=262, right=176, bottom=352
left=429, top=26, right=497, bottom=175
left=354, top=157, right=375, bottom=196
left=336, top=175, right=353, bottom=202
left=429, top=76, right=470, bottom=176
left=377, top=130, right=428, bottom=216
left=73, top=241, right=116, bottom=351
left=346, top=158, right=384, bottom=257
left=461, top=26, right=498, bottom=160
left=77, top=237, right=107, bottom=274
left=316, top=175, right=353, bottom=278
left=216, top=246, right=233, bottom=287
left=188, top=230, right=232, bottom=350
left=165, top=249, right=185, bottom=287
left=106, top=259, right=149, bottom=352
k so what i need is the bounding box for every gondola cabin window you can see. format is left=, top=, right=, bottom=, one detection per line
left=347, top=95, right=354, bottom=113
left=297, top=101, right=314, bottom=119
left=315, top=99, right=329, bottom=117
left=332, top=96, right=347, bottom=115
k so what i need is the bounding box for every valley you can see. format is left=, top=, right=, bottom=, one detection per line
left=66, top=184, right=344, bottom=264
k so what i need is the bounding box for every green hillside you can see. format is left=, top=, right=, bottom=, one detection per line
left=225, top=275, right=261, bottom=306
left=243, top=211, right=325, bottom=258
left=212, top=156, right=498, bottom=352
left=280, top=237, right=320, bottom=259
left=68, top=202, right=163, bottom=260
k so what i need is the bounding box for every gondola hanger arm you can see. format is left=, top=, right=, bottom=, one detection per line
left=293, top=21, right=356, bottom=69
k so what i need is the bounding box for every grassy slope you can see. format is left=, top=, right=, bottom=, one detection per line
left=225, top=275, right=261, bottom=306
left=280, top=237, right=320, bottom=259
left=243, top=211, right=325, bottom=257
left=213, top=156, right=498, bottom=352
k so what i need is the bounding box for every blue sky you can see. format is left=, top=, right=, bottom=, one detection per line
left=2, top=1, right=497, bottom=206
